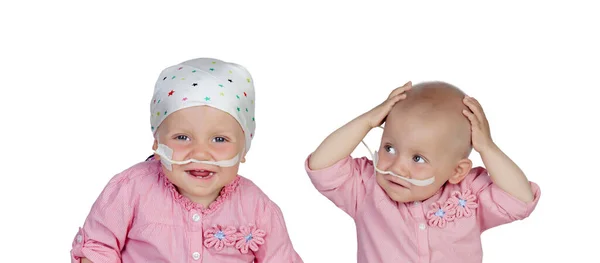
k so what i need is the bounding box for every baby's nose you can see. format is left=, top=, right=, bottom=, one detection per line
left=390, top=161, right=411, bottom=178
left=189, top=144, right=212, bottom=160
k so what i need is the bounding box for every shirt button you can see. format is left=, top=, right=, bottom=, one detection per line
left=192, top=213, right=200, bottom=222
left=419, top=223, right=426, bottom=230
left=76, top=235, right=83, bottom=243
left=413, top=201, right=420, bottom=206
left=192, top=252, right=200, bottom=260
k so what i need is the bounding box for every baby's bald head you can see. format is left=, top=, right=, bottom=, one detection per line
left=394, top=81, right=467, bottom=115
left=387, top=81, right=473, bottom=158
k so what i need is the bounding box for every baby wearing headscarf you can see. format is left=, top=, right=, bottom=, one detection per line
left=71, top=58, right=303, bottom=263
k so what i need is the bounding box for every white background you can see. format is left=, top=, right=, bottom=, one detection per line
left=1, top=1, right=598, bottom=262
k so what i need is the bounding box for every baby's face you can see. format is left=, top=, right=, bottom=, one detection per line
left=154, top=106, right=245, bottom=205
left=375, top=108, right=470, bottom=203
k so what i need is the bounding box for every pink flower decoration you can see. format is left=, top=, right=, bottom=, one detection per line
left=426, top=201, right=456, bottom=228
left=235, top=224, right=266, bottom=254
left=448, top=189, right=478, bottom=218
left=203, top=225, right=237, bottom=251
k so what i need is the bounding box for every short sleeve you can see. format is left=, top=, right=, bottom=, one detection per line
left=70, top=175, right=136, bottom=263
left=253, top=201, right=303, bottom=263
left=464, top=167, right=541, bottom=231
left=305, top=154, right=375, bottom=218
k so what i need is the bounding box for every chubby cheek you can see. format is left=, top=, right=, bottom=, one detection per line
left=375, top=174, right=387, bottom=189
left=376, top=175, right=407, bottom=200
left=213, top=166, right=240, bottom=187
left=161, top=166, right=179, bottom=184
left=213, top=143, right=240, bottom=159
left=410, top=164, right=432, bottom=179
left=170, top=145, right=192, bottom=160
left=172, top=143, right=238, bottom=161
left=414, top=184, right=440, bottom=199
left=377, top=153, right=394, bottom=168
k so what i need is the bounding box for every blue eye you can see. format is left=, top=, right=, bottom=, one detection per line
left=384, top=145, right=396, bottom=154
left=412, top=155, right=425, bottom=163
left=176, top=135, right=190, bottom=141
left=212, top=137, right=226, bottom=143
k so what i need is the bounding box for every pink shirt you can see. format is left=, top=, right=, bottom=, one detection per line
left=71, top=159, right=303, bottom=263
left=305, top=155, right=540, bottom=263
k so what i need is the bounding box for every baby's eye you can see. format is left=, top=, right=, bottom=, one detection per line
left=212, top=136, right=227, bottom=143
left=384, top=145, right=396, bottom=154
left=412, top=155, right=425, bottom=163
left=175, top=135, right=190, bottom=141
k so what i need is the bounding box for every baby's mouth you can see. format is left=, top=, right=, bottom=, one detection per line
left=384, top=174, right=409, bottom=188
left=390, top=180, right=407, bottom=188
left=186, top=169, right=215, bottom=178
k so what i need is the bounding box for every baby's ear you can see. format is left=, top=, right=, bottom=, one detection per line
left=240, top=142, right=247, bottom=163
left=448, top=158, right=472, bottom=184
left=152, top=140, right=160, bottom=160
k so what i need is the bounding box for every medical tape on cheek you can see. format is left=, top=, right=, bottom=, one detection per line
left=360, top=126, right=435, bottom=187
left=155, top=144, right=175, bottom=171
left=154, top=143, right=240, bottom=171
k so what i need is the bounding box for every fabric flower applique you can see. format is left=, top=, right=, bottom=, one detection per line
left=204, top=225, right=238, bottom=251
left=426, top=200, right=457, bottom=228
left=447, top=189, right=478, bottom=218
left=235, top=224, right=266, bottom=254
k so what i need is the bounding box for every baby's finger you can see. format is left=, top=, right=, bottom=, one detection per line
left=463, top=97, right=481, bottom=120
left=469, top=97, right=487, bottom=119
left=388, top=81, right=412, bottom=99
left=381, top=93, right=406, bottom=111
left=464, top=96, right=482, bottom=109
left=390, top=92, right=408, bottom=102
left=462, top=109, right=479, bottom=125
left=464, top=97, right=485, bottom=122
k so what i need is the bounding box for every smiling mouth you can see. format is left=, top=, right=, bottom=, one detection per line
left=186, top=169, right=215, bottom=178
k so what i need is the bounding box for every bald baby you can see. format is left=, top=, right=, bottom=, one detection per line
left=386, top=81, right=473, bottom=159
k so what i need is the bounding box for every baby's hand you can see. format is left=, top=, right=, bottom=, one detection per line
left=365, top=81, right=412, bottom=128
left=462, top=96, right=495, bottom=152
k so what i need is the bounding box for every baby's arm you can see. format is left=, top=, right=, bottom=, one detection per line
left=308, top=82, right=411, bottom=170
left=463, top=96, right=534, bottom=202
left=462, top=167, right=540, bottom=231
left=70, top=174, right=135, bottom=263
left=253, top=201, right=303, bottom=263
left=479, top=144, right=534, bottom=202
left=308, top=113, right=373, bottom=170
left=306, top=83, right=411, bottom=217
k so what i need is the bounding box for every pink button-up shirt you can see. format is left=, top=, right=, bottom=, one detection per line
left=305, top=155, right=540, bottom=263
left=71, top=159, right=303, bottom=263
